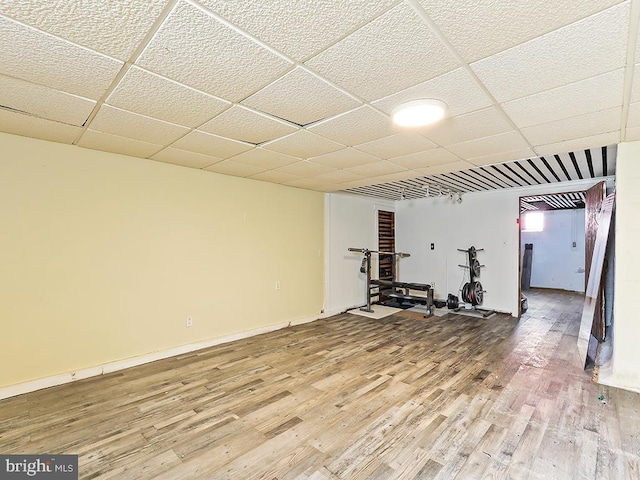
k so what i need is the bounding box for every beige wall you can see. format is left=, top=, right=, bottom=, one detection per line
left=601, top=141, right=640, bottom=391
left=0, top=133, right=324, bottom=388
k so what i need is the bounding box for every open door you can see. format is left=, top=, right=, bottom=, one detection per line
left=584, top=181, right=606, bottom=341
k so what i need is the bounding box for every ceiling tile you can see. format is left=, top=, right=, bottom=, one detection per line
left=249, top=170, right=302, bottom=184
left=354, top=132, right=437, bottom=158
left=89, top=105, right=189, bottom=145
left=372, top=68, right=493, bottom=118
left=107, top=66, right=229, bottom=128
left=626, top=102, right=640, bottom=128
left=466, top=148, right=537, bottom=166
left=197, top=0, right=397, bottom=60
left=0, top=74, right=95, bottom=126
left=308, top=106, right=398, bottom=146
left=309, top=170, right=363, bottom=184
left=523, top=106, right=621, bottom=146
left=344, top=160, right=408, bottom=177
left=263, top=130, right=344, bottom=158
left=226, top=148, right=299, bottom=169
left=199, top=105, right=298, bottom=144
left=136, top=1, right=292, bottom=102
left=172, top=130, right=254, bottom=159
left=0, top=109, right=82, bottom=144
left=447, top=131, right=532, bottom=160
left=420, top=107, right=512, bottom=146
left=387, top=148, right=460, bottom=169
left=624, top=126, right=640, bottom=141
left=471, top=3, right=628, bottom=103
left=269, top=161, right=336, bottom=178
left=151, top=147, right=223, bottom=169
left=502, top=69, right=624, bottom=128
left=204, top=160, right=268, bottom=177
left=308, top=148, right=381, bottom=169
left=78, top=129, right=163, bottom=157
left=242, top=67, right=360, bottom=125
left=630, top=63, right=640, bottom=103
left=0, top=16, right=123, bottom=99
left=412, top=160, right=476, bottom=176
left=282, top=177, right=336, bottom=191
left=534, top=131, right=620, bottom=156
left=306, top=3, right=460, bottom=101
left=370, top=170, right=423, bottom=183
left=419, top=0, right=623, bottom=63
left=0, top=0, right=168, bottom=60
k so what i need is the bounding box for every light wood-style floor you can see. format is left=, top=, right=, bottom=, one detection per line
left=1, top=289, right=639, bottom=479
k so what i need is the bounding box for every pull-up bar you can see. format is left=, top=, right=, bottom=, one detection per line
left=348, top=247, right=410, bottom=258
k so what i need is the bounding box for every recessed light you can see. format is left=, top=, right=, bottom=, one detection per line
left=392, top=99, right=447, bottom=127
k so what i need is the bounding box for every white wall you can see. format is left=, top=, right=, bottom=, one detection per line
left=599, top=141, right=640, bottom=393
left=324, top=193, right=394, bottom=315
left=521, top=209, right=586, bottom=292
left=395, top=179, right=609, bottom=315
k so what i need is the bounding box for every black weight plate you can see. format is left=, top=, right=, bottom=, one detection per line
left=471, top=259, right=481, bottom=278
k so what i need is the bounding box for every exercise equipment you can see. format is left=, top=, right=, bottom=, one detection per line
left=455, top=246, right=495, bottom=317
left=348, top=248, right=434, bottom=317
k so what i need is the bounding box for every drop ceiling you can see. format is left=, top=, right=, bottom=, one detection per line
left=0, top=0, right=635, bottom=198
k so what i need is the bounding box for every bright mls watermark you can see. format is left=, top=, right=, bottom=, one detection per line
left=0, top=455, right=77, bottom=479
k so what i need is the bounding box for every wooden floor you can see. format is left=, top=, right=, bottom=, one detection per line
left=1, top=289, right=640, bottom=479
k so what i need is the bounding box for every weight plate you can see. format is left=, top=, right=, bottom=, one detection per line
left=471, top=281, right=483, bottom=306
left=471, top=259, right=481, bottom=278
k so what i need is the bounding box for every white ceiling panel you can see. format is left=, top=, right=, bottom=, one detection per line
left=372, top=68, right=493, bottom=118
left=344, top=160, right=408, bottom=177
left=263, top=130, right=344, bottom=158
left=78, top=129, right=163, bottom=158
left=0, top=16, right=123, bottom=99
left=107, top=66, right=229, bottom=128
left=534, top=132, right=621, bottom=156
left=89, top=105, right=189, bottom=146
left=136, top=1, right=292, bottom=102
left=197, top=0, right=398, bottom=61
left=447, top=131, right=532, bottom=160
left=268, top=161, right=336, bottom=178
left=283, top=177, right=337, bottom=191
left=0, top=109, right=82, bottom=144
left=354, top=132, right=437, bottom=159
left=471, top=3, right=629, bottom=103
left=309, top=170, right=364, bottom=184
left=0, top=74, right=95, bottom=126
left=419, top=0, right=623, bottom=63
left=308, top=106, right=398, bottom=146
left=308, top=148, right=381, bottom=169
left=306, top=3, right=460, bottom=101
left=0, top=0, right=168, bottom=60
left=204, top=160, right=268, bottom=177
left=413, top=160, right=476, bottom=176
left=200, top=105, right=297, bottom=144
left=626, top=102, right=640, bottom=128
left=249, top=170, right=302, bottom=184
left=503, top=69, right=624, bottom=128
left=466, top=148, right=537, bottom=166
left=387, top=148, right=461, bottom=169
left=420, top=107, right=512, bottom=146
left=226, top=148, right=299, bottom=169
left=522, top=107, right=622, bottom=146
left=172, top=130, right=254, bottom=159
left=151, top=147, right=223, bottom=169
left=242, top=67, right=360, bottom=126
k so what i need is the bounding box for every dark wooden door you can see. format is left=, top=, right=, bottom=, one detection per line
left=378, top=210, right=395, bottom=301
left=584, top=181, right=606, bottom=341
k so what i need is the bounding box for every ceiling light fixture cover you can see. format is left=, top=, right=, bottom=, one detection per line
left=392, top=99, right=447, bottom=127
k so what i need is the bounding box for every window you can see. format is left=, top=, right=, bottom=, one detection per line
left=522, top=211, right=544, bottom=232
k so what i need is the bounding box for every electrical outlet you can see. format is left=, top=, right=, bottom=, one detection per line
left=431, top=281, right=436, bottom=289
left=275, top=281, right=281, bottom=291
left=186, top=316, right=193, bottom=327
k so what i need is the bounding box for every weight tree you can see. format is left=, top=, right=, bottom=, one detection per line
left=455, top=246, right=495, bottom=318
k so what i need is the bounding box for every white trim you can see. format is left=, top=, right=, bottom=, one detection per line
left=0, top=314, right=324, bottom=400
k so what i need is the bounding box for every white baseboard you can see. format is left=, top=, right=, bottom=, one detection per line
left=0, top=313, right=326, bottom=400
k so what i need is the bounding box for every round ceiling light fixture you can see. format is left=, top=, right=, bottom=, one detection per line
left=392, top=99, right=447, bottom=127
